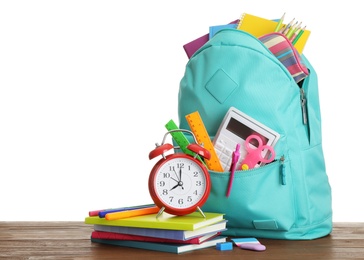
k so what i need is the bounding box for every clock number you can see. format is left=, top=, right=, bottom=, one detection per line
left=177, top=163, right=185, bottom=169
left=193, top=171, right=199, bottom=177
left=178, top=198, right=183, bottom=205
left=162, top=189, right=168, bottom=195
left=196, top=181, right=202, bottom=186
left=187, top=196, right=192, bottom=202
left=163, top=172, right=170, bottom=178
left=159, top=181, right=165, bottom=187
left=193, top=190, right=198, bottom=195
left=169, top=196, right=173, bottom=202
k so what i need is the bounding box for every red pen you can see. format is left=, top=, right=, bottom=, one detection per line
left=226, top=144, right=241, bottom=197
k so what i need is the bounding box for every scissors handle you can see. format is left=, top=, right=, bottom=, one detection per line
left=242, top=135, right=276, bottom=170
left=244, top=134, right=263, bottom=153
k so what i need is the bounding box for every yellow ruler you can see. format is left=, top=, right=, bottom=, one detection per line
left=185, top=111, right=224, bottom=172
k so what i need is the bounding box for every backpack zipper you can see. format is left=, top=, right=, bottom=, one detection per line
left=300, top=87, right=307, bottom=125
left=280, top=156, right=286, bottom=185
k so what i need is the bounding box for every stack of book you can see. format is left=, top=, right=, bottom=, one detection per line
left=84, top=206, right=227, bottom=254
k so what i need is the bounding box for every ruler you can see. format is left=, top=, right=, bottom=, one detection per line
left=165, top=119, right=206, bottom=165
left=185, top=111, right=224, bottom=172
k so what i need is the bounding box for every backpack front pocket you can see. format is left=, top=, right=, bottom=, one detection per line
left=202, top=158, right=295, bottom=233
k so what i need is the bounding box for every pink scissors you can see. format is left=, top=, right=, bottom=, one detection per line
left=241, top=134, right=275, bottom=170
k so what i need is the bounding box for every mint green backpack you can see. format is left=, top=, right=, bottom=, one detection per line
left=177, top=29, right=332, bottom=240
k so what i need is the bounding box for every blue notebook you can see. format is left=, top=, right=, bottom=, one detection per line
left=91, top=236, right=227, bottom=254
left=209, top=23, right=237, bottom=39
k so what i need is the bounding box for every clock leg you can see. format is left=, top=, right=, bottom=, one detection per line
left=197, top=206, right=206, bottom=218
left=156, top=207, right=165, bottom=219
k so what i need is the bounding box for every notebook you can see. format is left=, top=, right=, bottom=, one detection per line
left=183, top=19, right=239, bottom=59
left=84, top=211, right=224, bottom=231
left=209, top=23, right=237, bottom=39
left=237, top=13, right=310, bottom=54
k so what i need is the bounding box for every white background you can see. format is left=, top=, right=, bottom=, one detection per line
left=1, top=0, right=362, bottom=221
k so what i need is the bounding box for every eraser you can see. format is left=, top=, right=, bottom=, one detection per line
left=231, top=237, right=266, bottom=252
left=216, top=242, right=233, bottom=251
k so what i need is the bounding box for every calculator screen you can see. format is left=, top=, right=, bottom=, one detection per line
left=226, top=117, right=268, bottom=146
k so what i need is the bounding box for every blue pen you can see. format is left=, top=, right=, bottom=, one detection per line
left=98, top=204, right=155, bottom=218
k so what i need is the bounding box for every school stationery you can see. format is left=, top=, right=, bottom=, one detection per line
left=97, top=204, right=155, bottom=218
left=209, top=23, right=237, bottom=39
left=231, top=238, right=266, bottom=251
left=93, top=220, right=227, bottom=241
left=241, top=134, right=275, bottom=170
left=236, top=13, right=310, bottom=54
left=85, top=211, right=225, bottom=231
left=185, top=111, right=224, bottom=172
left=274, top=12, right=285, bottom=32
left=226, top=143, right=240, bottom=197
left=91, top=235, right=227, bottom=254
left=90, top=230, right=220, bottom=244
left=213, top=107, right=280, bottom=171
left=177, top=28, right=332, bottom=240
left=259, top=32, right=309, bottom=83
left=183, top=19, right=239, bottom=59
left=105, top=206, right=160, bottom=220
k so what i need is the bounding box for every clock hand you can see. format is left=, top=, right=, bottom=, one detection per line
left=170, top=183, right=179, bottom=191
left=170, top=177, right=179, bottom=183
left=173, top=169, right=180, bottom=181
left=179, top=168, right=184, bottom=190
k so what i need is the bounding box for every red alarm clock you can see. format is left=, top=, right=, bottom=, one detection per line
left=148, top=130, right=211, bottom=217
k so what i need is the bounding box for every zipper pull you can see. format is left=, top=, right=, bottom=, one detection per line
left=300, top=87, right=308, bottom=125
left=280, top=156, right=286, bottom=185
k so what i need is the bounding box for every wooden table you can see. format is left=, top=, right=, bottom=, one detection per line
left=0, top=222, right=363, bottom=259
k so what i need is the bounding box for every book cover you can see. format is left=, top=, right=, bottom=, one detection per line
left=85, top=212, right=224, bottom=231
left=183, top=19, right=239, bottom=59
left=209, top=23, right=237, bottom=39
left=91, top=235, right=227, bottom=254
left=93, top=220, right=227, bottom=240
left=90, top=230, right=220, bottom=244
left=237, top=13, right=310, bottom=54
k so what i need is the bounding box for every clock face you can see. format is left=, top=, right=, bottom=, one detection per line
left=149, top=154, right=210, bottom=215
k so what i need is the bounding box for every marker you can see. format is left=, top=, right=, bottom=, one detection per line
left=98, top=204, right=156, bottom=218
left=274, top=12, right=285, bottom=32
left=88, top=204, right=154, bottom=217
left=105, top=206, right=160, bottom=220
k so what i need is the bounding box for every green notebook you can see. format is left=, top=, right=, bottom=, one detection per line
left=84, top=212, right=224, bottom=231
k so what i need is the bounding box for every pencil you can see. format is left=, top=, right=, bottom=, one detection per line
left=289, top=25, right=302, bottom=42
left=292, top=26, right=306, bottom=45
left=274, top=12, right=285, bottom=32
left=281, top=17, right=295, bottom=35
left=286, top=21, right=298, bottom=38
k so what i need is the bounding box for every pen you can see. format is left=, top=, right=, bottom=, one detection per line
left=226, top=143, right=240, bottom=197
left=292, top=26, right=306, bottom=45
left=274, top=12, right=285, bottom=32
